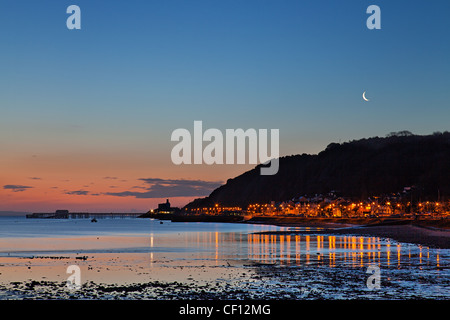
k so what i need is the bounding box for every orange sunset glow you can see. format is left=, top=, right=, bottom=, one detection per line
left=0, top=148, right=250, bottom=212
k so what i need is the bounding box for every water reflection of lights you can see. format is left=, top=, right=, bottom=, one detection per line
left=245, top=233, right=442, bottom=269
left=181, top=231, right=442, bottom=270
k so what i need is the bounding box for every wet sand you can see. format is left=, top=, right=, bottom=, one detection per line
left=1, top=247, right=448, bottom=300
left=0, top=255, right=271, bottom=300
left=0, top=218, right=448, bottom=300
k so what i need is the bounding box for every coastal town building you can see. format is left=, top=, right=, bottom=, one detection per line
left=149, top=199, right=180, bottom=214
left=184, top=192, right=450, bottom=219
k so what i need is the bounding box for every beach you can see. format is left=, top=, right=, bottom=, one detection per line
left=0, top=217, right=448, bottom=300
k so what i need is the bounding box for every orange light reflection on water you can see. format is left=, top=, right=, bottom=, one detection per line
left=245, top=233, right=440, bottom=269
left=0, top=231, right=444, bottom=287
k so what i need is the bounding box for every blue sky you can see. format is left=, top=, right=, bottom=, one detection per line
left=1, top=0, right=449, bottom=210
left=1, top=1, right=449, bottom=149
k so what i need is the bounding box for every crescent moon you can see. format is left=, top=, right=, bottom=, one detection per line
left=362, top=91, right=369, bottom=102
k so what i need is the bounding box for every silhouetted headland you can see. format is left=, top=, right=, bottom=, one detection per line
left=185, top=131, right=450, bottom=209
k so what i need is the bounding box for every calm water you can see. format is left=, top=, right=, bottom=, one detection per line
left=0, top=216, right=284, bottom=256
left=0, top=216, right=448, bottom=299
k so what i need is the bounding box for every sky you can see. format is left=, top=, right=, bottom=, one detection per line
left=1, top=0, right=449, bottom=212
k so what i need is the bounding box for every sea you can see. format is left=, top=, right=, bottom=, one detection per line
left=0, top=216, right=448, bottom=299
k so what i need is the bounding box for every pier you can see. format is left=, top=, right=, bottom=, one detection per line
left=26, top=210, right=143, bottom=219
